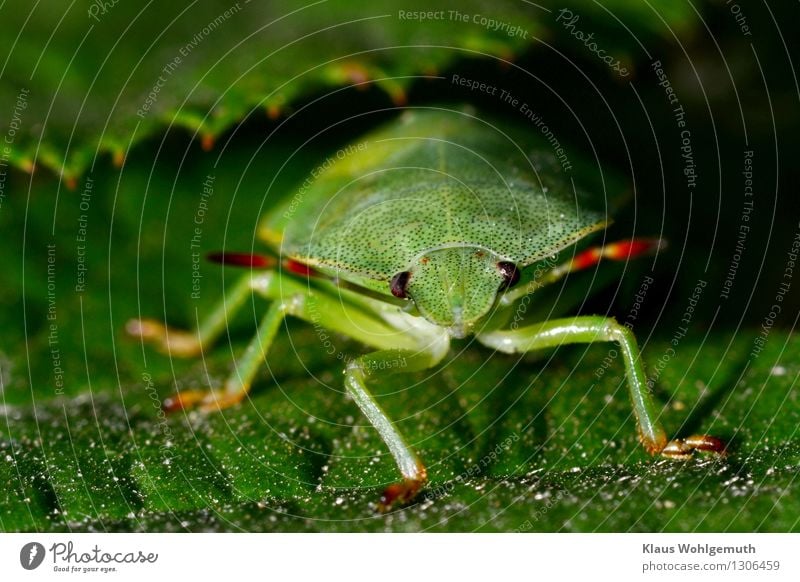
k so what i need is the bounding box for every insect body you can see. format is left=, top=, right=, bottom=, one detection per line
left=128, top=108, right=723, bottom=510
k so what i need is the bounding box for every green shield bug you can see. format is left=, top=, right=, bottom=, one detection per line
left=128, top=107, right=724, bottom=511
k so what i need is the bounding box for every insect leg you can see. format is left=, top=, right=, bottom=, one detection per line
left=476, top=316, right=725, bottom=458
left=153, top=268, right=439, bottom=413
left=126, top=275, right=254, bottom=357
left=132, top=264, right=450, bottom=502
left=500, top=238, right=664, bottom=306
left=253, top=276, right=449, bottom=511
left=254, top=271, right=449, bottom=508
left=163, top=301, right=286, bottom=412
left=547, top=238, right=665, bottom=280
left=344, top=347, right=448, bottom=512
left=254, top=274, right=449, bottom=509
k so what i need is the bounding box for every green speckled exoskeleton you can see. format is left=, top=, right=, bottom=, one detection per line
left=128, top=108, right=724, bottom=510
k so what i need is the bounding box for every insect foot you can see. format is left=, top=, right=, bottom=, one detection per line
left=126, top=318, right=201, bottom=358
left=161, top=388, right=246, bottom=414
left=376, top=469, right=428, bottom=513
left=660, top=435, right=727, bottom=460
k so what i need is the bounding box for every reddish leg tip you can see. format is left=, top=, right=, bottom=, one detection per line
left=638, top=427, right=668, bottom=456
left=206, top=251, right=274, bottom=268
left=125, top=319, right=143, bottom=336
left=376, top=478, right=425, bottom=512
left=162, top=396, right=186, bottom=414
left=685, top=434, right=727, bottom=455
left=378, top=483, right=406, bottom=511
left=161, top=390, right=214, bottom=414
left=661, top=434, right=727, bottom=459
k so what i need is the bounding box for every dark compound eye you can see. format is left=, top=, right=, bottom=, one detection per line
left=497, top=261, right=521, bottom=291
left=390, top=271, right=411, bottom=298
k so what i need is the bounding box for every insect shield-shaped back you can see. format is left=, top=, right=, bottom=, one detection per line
left=266, top=108, right=609, bottom=332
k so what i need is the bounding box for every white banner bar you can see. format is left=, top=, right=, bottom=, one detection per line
left=1, top=533, right=797, bottom=581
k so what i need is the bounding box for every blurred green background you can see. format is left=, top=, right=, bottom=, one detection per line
left=0, top=1, right=798, bottom=532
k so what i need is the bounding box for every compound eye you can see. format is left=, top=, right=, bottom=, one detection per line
left=390, top=271, right=411, bottom=298
left=497, top=261, right=521, bottom=291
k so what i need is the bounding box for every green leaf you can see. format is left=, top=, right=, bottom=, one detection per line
left=0, top=0, right=702, bottom=182
left=2, top=326, right=798, bottom=531
left=1, top=123, right=796, bottom=530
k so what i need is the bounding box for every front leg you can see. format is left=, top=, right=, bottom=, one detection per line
left=344, top=342, right=449, bottom=512
left=477, top=316, right=725, bottom=458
